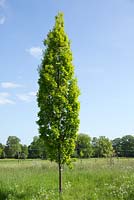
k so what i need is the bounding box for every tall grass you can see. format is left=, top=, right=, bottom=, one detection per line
left=0, top=158, right=134, bottom=199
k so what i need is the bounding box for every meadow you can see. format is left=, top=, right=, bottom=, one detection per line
left=0, top=158, right=134, bottom=200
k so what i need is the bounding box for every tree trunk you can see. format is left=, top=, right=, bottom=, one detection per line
left=58, top=160, right=62, bottom=194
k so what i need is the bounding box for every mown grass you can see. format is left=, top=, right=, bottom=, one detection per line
left=0, top=158, right=134, bottom=199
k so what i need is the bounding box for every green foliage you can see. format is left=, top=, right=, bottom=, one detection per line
left=76, top=133, right=92, bottom=158
left=37, top=12, right=80, bottom=165
left=112, top=135, right=134, bottom=157
left=112, top=137, right=122, bottom=156
left=92, top=136, right=113, bottom=157
left=21, top=144, right=28, bottom=159
left=28, top=136, right=47, bottom=159
left=4, top=136, right=21, bottom=158
left=0, top=143, right=4, bottom=158
left=121, top=135, right=134, bottom=157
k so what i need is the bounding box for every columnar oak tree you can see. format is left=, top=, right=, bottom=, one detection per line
left=37, top=13, right=80, bottom=193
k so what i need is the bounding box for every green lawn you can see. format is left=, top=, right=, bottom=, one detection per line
left=0, top=158, right=134, bottom=200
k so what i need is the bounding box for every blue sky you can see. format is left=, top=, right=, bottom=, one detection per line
left=1, top=0, right=134, bottom=145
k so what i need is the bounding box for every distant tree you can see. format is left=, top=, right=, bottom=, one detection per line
left=92, top=137, right=99, bottom=157
left=99, top=136, right=114, bottom=157
left=28, top=136, right=41, bottom=158
left=112, top=137, right=122, bottom=157
left=121, top=135, right=134, bottom=157
left=0, top=143, right=3, bottom=149
left=4, top=136, right=21, bottom=158
left=1, top=150, right=5, bottom=159
left=76, top=133, right=92, bottom=158
left=112, top=135, right=134, bottom=157
left=0, top=143, right=4, bottom=158
left=21, top=144, right=28, bottom=158
left=92, top=136, right=113, bottom=157
left=28, top=136, right=47, bottom=159
left=37, top=13, right=80, bottom=193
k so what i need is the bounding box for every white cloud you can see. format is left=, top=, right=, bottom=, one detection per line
left=0, top=0, right=6, bottom=8
left=0, top=0, right=6, bottom=25
left=29, top=92, right=36, bottom=96
left=16, top=92, right=36, bottom=102
left=26, top=47, right=42, bottom=58
left=0, top=16, right=5, bottom=25
left=17, top=94, right=31, bottom=102
left=1, top=82, right=22, bottom=89
left=0, top=92, right=14, bottom=105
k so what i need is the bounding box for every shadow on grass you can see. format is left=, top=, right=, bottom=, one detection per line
left=0, top=190, right=27, bottom=200
left=0, top=191, right=8, bottom=200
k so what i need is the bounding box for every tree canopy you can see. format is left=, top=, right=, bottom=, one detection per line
left=37, top=12, right=80, bottom=166
left=4, top=136, right=21, bottom=158
left=76, top=133, right=92, bottom=158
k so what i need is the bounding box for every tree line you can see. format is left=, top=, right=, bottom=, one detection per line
left=0, top=134, right=134, bottom=159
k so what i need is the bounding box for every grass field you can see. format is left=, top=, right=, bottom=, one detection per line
left=1, top=158, right=134, bottom=200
